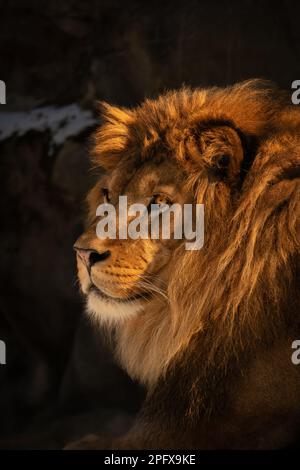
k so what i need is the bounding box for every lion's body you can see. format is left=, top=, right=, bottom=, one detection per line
left=72, top=80, right=300, bottom=449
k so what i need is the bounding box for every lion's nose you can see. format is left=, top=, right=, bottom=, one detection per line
left=74, top=246, right=111, bottom=268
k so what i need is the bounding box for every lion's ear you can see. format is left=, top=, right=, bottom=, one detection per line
left=188, top=125, right=245, bottom=184
left=202, top=126, right=245, bottom=183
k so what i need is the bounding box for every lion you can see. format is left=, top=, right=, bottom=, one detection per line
left=69, top=79, right=300, bottom=449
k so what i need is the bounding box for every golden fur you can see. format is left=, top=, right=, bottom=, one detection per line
left=71, top=80, right=300, bottom=449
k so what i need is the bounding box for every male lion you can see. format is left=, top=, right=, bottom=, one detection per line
left=70, top=80, right=300, bottom=449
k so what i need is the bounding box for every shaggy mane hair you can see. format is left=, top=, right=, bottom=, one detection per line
left=91, top=80, right=300, bottom=426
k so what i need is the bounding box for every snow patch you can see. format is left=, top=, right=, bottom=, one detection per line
left=0, top=104, right=96, bottom=150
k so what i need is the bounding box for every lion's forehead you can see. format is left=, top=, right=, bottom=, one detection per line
left=109, top=159, right=185, bottom=200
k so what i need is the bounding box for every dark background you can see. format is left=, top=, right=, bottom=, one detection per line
left=0, top=0, right=300, bottom=448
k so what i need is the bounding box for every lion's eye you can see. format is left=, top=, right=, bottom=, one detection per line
left=101, top=188, right=110, bottom=203
left=149, top=194, right=172, bottom=211
left=153, top=194, right=171, bottom=205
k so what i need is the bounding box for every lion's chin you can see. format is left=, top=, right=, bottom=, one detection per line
left=86, top=288, right=145, bottom=326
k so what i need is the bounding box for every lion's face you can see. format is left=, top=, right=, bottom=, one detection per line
left=74, top=157, right=190, bottom=324
left=74, top=84, right=260, bottom=326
